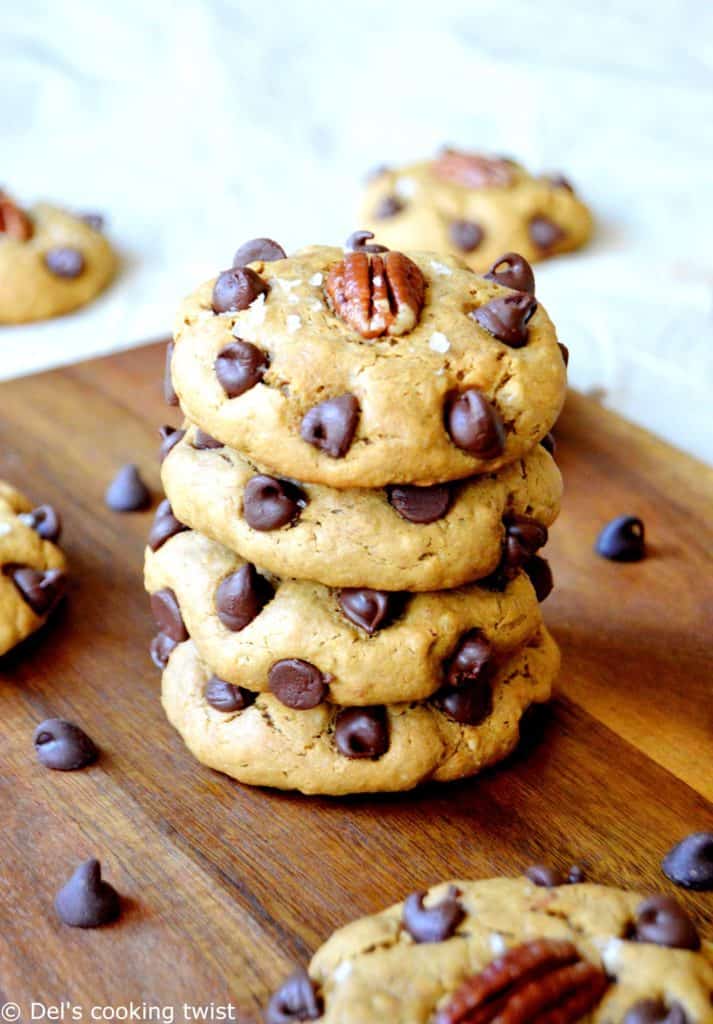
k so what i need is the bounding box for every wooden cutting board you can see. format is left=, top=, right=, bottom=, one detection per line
left=0, top=341, right=711, bottom=1019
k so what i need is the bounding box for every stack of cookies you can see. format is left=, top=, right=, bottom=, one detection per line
left=145, top=234, right=567, bottom=795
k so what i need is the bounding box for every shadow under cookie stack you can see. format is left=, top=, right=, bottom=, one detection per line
left=145, top=233, right=568, bottom=795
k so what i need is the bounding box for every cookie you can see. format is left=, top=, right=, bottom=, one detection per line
left=145, top=528, right=545, bottom=706
left=361, top=150, right=593, bottom=273
left=269, top=876, right=712, bottom=1023
left=0, top=192, right=116, bottom=323
left=169, top=244, right=566, bottom=488
left=159, top=626, right=557, bottom=795
left=0, top=482, right=68, bottom=656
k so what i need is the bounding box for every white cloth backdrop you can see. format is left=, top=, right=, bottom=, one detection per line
left=2, top=0, right=712, bottom=462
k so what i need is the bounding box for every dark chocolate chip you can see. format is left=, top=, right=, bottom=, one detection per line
left=345, top=230, right=388, bottom=253
left=265, top=968, right=322, bottom=1024
left=79, top=212, right=105, bottom=231
left=44, top=247, right=85, bottom=279
left=55, top=859, right=121, bottom=929
left=204, top=676, right=255, bottom=713
left=568, top=864, right=585, bottom=884
left=503, top=515, right=549, bottom=572
left=433, top=680, right=492, bottom=725
left=338, top=588, right=398, bottom=635
left=540, top=431, right=557, bottom=456
left=445, top=630, right=493, bottom=688
left=529, top=215, right=566, bottom=250
left=215, top=564, right=273, bottom=631
left=164, top=341, right=179, bottom=406
left=158, top=425, right=185, bottom=463
left=633, top=895, right=700, bottom=950
left=150, top=588, right=188, bottom=642
left=373, top=195, right=404, bottom=219
left=449, top=219, right=484, bottom=253
left=471, top=292, right=538, bottom=348
left=10, top=567, right=66, bottom=616
left=402, top=886, right=464, bottom=943
left=387, top=482, right=452, bottom=524
left=523, top=555, right=554, bottom=602
left=243, top=475, right=306, bottom=531
left=147, top=499, right=187, bottom=552
left=193, top=428, right=223, bottom=450
left=445, top=389, right=506, bottom=458
left=484, top=252, right=536, bottom=295
left=211, top=267, right=269, bottom=314
left=34, top=719, right=99, bottom=771
left=525, top=863, right=565, bottom=887
left=558, top=341, right=570, bottom=367
left=233, top=238, right=286, bottom=267
left=20, top=504, right=62, bottom=543
left=596, top=515, right=646, bottom=562
left=150, top=632, right=177, bottom=669
left=105, top=464, right=151, bottom=512
left=334, top=706, right=389, bottom=759
left=300, top=394, right=360, bottom=458
left=214, top=340, right=269, bottom=398
left=624, top=999, right=687, bottom=1024
left=268, top=659, right=327, bottom=709
left=662, top=833, right=713, bottom=891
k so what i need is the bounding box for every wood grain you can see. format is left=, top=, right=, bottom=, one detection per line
left=0, top=342, right=711, bottom=1019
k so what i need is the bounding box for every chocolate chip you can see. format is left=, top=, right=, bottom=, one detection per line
left=300, top=394, right=360, bottom=458
left=10, top=567, right=66, bottom=616
left=568, top=864, right=585, bottom=883
left=624, top=999, right=688, bottom=1024
left=402, top=887, right=464, bottom=943
left=34, top=719, right=99, bottom=771
left=150, top=632, right=177, bottom=669
left=211, top=267, right=269, bottom=314
left=445, top=389, right=506, bottom=458
left=540, top=431, right=556, bottom=456
left=502, top=515, right=548, bottom=573
left=334, top=706, right=389, bottom=758
left=449, top=219, right=484, bottom=253
left=523, top=555, right=554, bottom=602
left=20, top=504, right=62, bottom=543
left=558, top=341, right=570, bottom=367
left=265, top=968, right=322, bottom=1024
left=233, top=238, right=286, bottom=267
left=214, top=340, right=269, bottom=398
left=373, top=195, right=404, bottom=219
left=147, top=499, right=187, bottom=552
left=164, top=341, right=179, bottom=406
left=338, top=589, right=399, bottom=635
left=445, top=630, right=493, bottom=688
left=105, top=464, right=151, bottom=512
left=529, top=215, right=566, bottom=251
left=158, top=425, right=185, bottom=463
left=44, top=247, right=85, bottom=279
left=662, top=833, right=713, bottom=891
left=80, top=212, right=105, bottom=231
left=484, top=252, right=536, bottom=295
left=386, top=482, right=452, bottom=524
left=215, top=564, right=273, bottom=631
left=193, top=429, right=223, bottom=450
left=525, top=864, right=565, bottom=887
left=150, top=588, right=188, bottom=642
left=243, top=475, right=306, bottom=531
left=433, top=680, right=492, bottom=725
left=596, top=515, right=646, bottom=562
left=633, top=895, right=700, bottom=950
left=204, top=676, right=255, bottom=713
left=345, top=230, right=388, bottom=253
left=55, top=859, right=121, bottom=929
left=268, top=659, right=327, bottom=709
left=471, top=292, right=537, bottom=348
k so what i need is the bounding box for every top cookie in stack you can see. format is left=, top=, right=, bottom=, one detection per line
left=148, top=234, right=567, bottom=795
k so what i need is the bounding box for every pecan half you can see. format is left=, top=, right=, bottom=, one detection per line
left=432, top=150, right=515, bottom=189
left=326, top=250, right=426, bottom=339
left=435, top=938, right=609, bottom=1024
left=0, top=192, right=33, bottom=241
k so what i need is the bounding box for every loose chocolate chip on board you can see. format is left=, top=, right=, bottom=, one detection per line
left=484, top=252, right=536, bottom=295
left=233, top=238, right=286, bottom=267
left=204, top=676, right=255, bottom=713
left=158, top=425, right=185, bottom=463
left=214, top=340, right=269, bottom=398
left=529, top=214, right=566, bottom=251
left=265, top=968, right=322, bottom=1024
left=150, top=632, right=177, bottom=669
left=387, top=482, right=452, bottom=524
left=150, top=588, right=188, bottom=643
left=105, top=464, right=151, bottom=512
left=345, top=230, right=388, bottom=254
left=334, top=706, right=389, bottom=759
left=300, top=394, right=360, bottom=458
left=471, top=292, right=537, bottom=348
left=55, top=859, right=121, bottom=929
left=44, top=247, right=85, bottom=279
left=373, top=194, right=404, bottom=219
left=215, top=564, right=273, bottom=632
left=662, top=833, right=713, bottom=891
left=338, top=588, right=398, bottom=635
left=19, top=504, right=62, bottom=543
left=147, top=499, right=187, bottom=552
left=34, top=719, right=99, bottom=771
left=164, top=341, right=179, bottom=406
left=243, top=475, right=306, bottom=531
left=445, top=389, right=506, bottom=458
left=402, top=887, right=464, bottom=943
left=192, top=428, right=223, bottom=450
left=445, top=630, right=492, bottom=688
left=624, top=999, right=688, bottom=1024
left=211, top=267, right=269, bottom=314
left=633, top=895, right=700, bottom=950
left=268, top=659, right=327, bottom=710
left=10, top=567, right=66, bottom=616
left=596, top=515, right=646, bottom=562
left=525, top=864, right=565, bottom=888
left=433, top=680, right=492, bottom=725
left=449, top=219, right=484, bottom=253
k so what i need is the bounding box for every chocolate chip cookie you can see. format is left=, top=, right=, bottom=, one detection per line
left=266, top=875, right=712, bottom=1023
left=361, top=150, right=593, bottom=273
left=0, top=481, right=67, bottom=655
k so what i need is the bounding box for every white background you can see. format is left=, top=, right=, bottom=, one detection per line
left=2, top=0, right=712, bottom=462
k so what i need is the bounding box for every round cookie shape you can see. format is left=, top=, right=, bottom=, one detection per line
left=0, top=197, right=116, bottom=323
left=361, top=151, right=593, bottom=274
left=286, top=876, right=713, bottom=1023
left=169, top=245, right=567, bottom=488
left=144, top=529, right=544, bottom=706
left=161, top=428, right=562, bottom=591
left=0, top=481, right=68, bottom=656
left=160, top=628, right=558, bottom=795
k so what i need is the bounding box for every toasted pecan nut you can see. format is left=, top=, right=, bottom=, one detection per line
left=326, top=250, right=426, bottom=339
left=432, top=150, right=516, bottom=189
left=0, top=192, right=33, bottom=241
